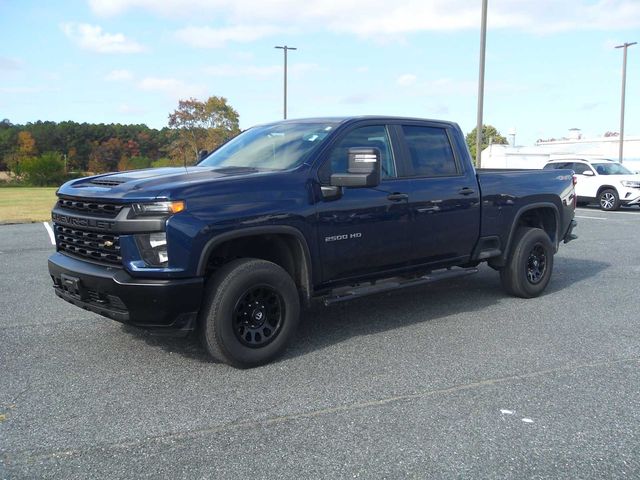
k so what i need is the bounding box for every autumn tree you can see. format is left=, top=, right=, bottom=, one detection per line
left=168, top=96, right=240, bottom=165
left=465, top=125, right=508, bottom=163
left=17, top=131, right=37, bottom=156
left=5, top=131, right=38, bottom=175
left=88, top=138, right=125, bottom=173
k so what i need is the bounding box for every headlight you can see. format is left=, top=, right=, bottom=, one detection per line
left=131, top=200, right=185, bottom=217
left=135, top=232, right=169, bottom=266
left=621, top=180, right=640, bottom=188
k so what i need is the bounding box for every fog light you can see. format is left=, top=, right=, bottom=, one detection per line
left=136, top=232, right=169, bottom=267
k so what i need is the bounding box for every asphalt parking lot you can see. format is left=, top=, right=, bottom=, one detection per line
left=1, top=207, right=640, bottom=479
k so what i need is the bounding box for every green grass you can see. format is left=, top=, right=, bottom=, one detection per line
left=0, top=187, right=58, bottom=224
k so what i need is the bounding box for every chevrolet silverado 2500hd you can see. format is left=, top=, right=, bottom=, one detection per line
left=48, top=116, right=577, bottom=367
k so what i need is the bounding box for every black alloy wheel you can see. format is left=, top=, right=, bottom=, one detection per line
left=500, top=227, right=554, bottom=298
left=199, top=258, right=300, bottom=368
left=526, top=244, right=547, bottom=284
left=233, top=285, right=284, bottom=347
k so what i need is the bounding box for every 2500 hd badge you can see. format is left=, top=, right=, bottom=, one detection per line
left=325, top=232, right=362, bottom=242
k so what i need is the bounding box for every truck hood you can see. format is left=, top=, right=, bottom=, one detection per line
left=57, top=166, right=272, bottom=201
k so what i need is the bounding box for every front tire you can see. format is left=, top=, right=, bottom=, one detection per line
left=500, top=227, right=554, bottom=298
left=599, top=189, right=620, bottom=211
left=199, top=258, right=300, bottom=368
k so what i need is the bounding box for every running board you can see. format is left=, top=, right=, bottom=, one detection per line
left=323, top=267, right=479, bottom=306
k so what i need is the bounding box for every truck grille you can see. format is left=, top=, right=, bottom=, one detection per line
left=55, top=224, right=122, bottom=265
left=57, top=196, right=124, bottom=218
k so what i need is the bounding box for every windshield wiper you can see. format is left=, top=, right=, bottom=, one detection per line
left=210, top=166, right=260, bottom=173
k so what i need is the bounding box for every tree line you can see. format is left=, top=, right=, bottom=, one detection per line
left=0, top=96, right=240, bottom=186
left=1, top=94, right=507, bottom=185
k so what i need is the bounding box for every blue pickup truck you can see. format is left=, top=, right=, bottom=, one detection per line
left=48, top=116, right=577, bottom=367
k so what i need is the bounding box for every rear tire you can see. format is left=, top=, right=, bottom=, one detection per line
left=598, top=189, right=620, bottom=211
left=500, top=227, right=554, bottom=298
left=199, top=258, right=300, bottom=368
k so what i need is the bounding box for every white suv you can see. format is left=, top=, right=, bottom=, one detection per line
left=543, top=158, right=640, bottom=211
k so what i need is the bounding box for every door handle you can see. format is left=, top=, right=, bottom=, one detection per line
left=458, top=187, right=475, bottom=196
left=387, top=193, right=408, bottom=202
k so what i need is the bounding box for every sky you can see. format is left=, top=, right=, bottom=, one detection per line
left=1, top=0, right=639, bottom=146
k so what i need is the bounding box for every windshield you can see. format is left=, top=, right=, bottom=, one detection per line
left=198, top=122, right=338, bottom=170
left=592, top=162, right=632, bottom=175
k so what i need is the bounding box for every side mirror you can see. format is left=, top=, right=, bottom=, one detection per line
left=582, top=170, right=594, bottom=176
left=198, top=149, right=209, bottom=161
left=330, top=147, right=381, bottom=188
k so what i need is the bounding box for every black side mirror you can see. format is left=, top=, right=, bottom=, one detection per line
left=198, top=149, right=209, bottom=161
left=330, top=147, right=381, bottom=188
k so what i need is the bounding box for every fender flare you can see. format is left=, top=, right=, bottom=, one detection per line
left=499, top=202, right=560, bottom=264
left=196, top=225, right=314, bottom=298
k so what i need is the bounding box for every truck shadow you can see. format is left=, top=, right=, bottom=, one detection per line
left=119, top=256, right=608, bottom=364
left=282, top=256, right=609, bottom=362
left=120, top=324, right=211, bottom=362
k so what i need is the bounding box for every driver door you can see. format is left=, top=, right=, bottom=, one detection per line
left=314, top=124, right=413, bottom=284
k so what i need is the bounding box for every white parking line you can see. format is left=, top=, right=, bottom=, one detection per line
left=575, top=215, right=607, bottom=220
left=43, top=222, right=55, bottom=245
left=576, top=208, right=639, bottom=216
left=606, top=210, right=640, bottom=215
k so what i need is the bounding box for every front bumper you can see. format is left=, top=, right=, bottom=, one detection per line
left=621, top=194, right=640, bottom=205
left=48, top=252, right=204, bottom=331
left=618, top=186, right=640, bottom=205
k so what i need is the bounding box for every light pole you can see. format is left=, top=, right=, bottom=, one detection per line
left=475, top=0, right=488, bottom=167
left=615, top=41, right=636, bottom=164
left=275, top=45, right=297, bottom=119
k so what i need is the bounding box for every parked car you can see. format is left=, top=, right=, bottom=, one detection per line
left=49, top=116, right=577, bottom=367
left=543, top=157, right=640, bottom=210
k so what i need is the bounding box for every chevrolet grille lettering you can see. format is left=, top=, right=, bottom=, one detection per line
left=52, top=213, right=115, bottom=231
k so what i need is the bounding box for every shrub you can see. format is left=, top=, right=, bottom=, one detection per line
left=5, top=152, right=26, bottom=176
left=151, top=157, right=183, bottom=168
left=129, top=156, right=152, bottom=170
left=21, top=152, right=66, bottom=186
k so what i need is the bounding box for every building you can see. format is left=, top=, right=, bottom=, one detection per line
left=481, top=130, right=640, bottom=171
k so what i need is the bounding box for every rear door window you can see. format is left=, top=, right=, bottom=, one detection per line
left=571, top=163, right=591, bottom=174
left=400, top=126, right=459, bottom=177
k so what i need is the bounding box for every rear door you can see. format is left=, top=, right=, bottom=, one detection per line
left=395, top=122, right=481, bottom=265
left=315, top=124, right=413, bottom=283
left=547, top=161, right=598, bottom=198
left=570, top=162, right=599, bottom=198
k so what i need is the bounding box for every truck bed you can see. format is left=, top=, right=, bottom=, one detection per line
left=475, top=167, right=575, bottom=254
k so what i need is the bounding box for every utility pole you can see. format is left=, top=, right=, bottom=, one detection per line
left=615, top=41, right=636, bottom=164
left=275, top=45, right=297, bottom=119
left=475, top=0, right=488, bottom=167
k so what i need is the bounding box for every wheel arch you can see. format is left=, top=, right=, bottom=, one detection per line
left=197, top=226, right=313, bottom=303
left=492, top=202, right=559, bottom=268
left=596, top=185, right=619, bottom=197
